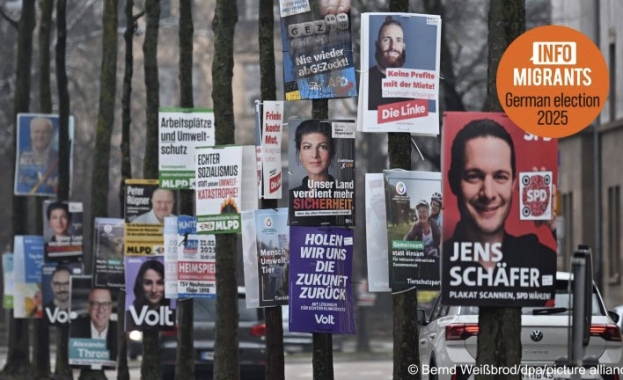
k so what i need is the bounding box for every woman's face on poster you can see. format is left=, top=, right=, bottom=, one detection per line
left=299, top=132, right=332, bottom=179
left=49, top=208, right=69, bottom=236
left=143, top=268, right=164, bottom=306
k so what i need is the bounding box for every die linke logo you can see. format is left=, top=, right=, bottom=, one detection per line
left=46, top=307, right=69, bottom=323
left=378, top=99, right=429, bottom=124
left=130, top=305, right=174, bottom=326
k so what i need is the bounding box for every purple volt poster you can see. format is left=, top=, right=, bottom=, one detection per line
left=288, top=226, right=355, bottom=335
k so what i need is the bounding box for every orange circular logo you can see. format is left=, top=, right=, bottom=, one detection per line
left=497, top=25, right=608, bottom=138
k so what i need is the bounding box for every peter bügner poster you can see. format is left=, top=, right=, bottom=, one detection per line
left=288, top=119, right=355, bottom=227
left=42, top=262, right=82, bottom=325
left=365, top=173, right=390, bottom=292
left=441, top=112, right=557, bottom=306
left=13, top=236, right=45, bottom=318
left=124, top=256, right=176, bottom=331
left=280, top=1, right=357, bottom=100
left=69, top=276, right=117, bottom=369
left=384, top=171, right=441, bottom=291
left=175, top=215, right=217, bottom=299
left=93, top=218, right=125, bottom=289
left=43, top=200, right=83, bottom=262
left=158, top=108, right=215, bottom=189
left=359, top=13, right=441, bottom=134
left=14, top=113, right=66, bottom=196
left=256, top=209, right=289, bottom=307
left=289, top=226, right=355, bottom=335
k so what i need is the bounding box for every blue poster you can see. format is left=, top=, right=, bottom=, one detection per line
left=13, top=236, right=45, bottom=318
left=288, top=226, right=355, bottom=334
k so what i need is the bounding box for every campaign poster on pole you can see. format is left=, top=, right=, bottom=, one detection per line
left=279, top=0, right=310, bottom=17
left=243, top=208, right=289, bottom=308
left=195, top=145, right=249, bottom=234
left=124, top=179, right=177, bottom=256
left=441, top=112, right=557, bottom=306
left=93, top=218, right=125, bottom=289
left=359, top=13, right=441, bottom=134
left=384, top=171, right=441, bottom=290
left=13, top=236, right=45, bottom=318
left=242, top=211, right=260, bottom=308
left=14, top=113, right=74, bottom=196
left=280, top=1, right=357, bottom=100
left=69, top=276, right=117, bottom=369
left=42, top=262, right=83, bottom=325
left=158, top=108, right=215, bottom=189
left=163, top=216, right=178, bottom=299
left=288, top=119, right=356, bottom=227
left=365, top=173, right=390, bottom=292
left=43, top=200, right=83, bottom=262
left=124, top=256, right=176, bottom=331
left=288, top=226, right=355, bottom=334
left=174, top=215, right=217, bottom=299
left=261, top=101, right=284, bottom=199
left=3, top=253, right=14, bottom=309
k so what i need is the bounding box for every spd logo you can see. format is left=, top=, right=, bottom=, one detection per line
left=519, top=171, right=552, bottom=220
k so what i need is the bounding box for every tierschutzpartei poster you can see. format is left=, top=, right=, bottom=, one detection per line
left=441, top=112, right=557, bottom=306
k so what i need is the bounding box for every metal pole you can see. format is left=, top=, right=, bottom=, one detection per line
left=592, top=0, right=603, bottom=291
left=570, top=251, right=588, bottom=380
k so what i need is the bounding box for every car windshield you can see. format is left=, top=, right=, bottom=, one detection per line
left=193, top=297, right=261, bottom=322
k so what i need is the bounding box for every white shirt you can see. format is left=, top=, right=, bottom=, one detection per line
left=90, top=322, right=109, bottom=340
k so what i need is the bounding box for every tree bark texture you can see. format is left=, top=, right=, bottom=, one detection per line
left=142, top=0, right=160, bottom=179
left=116, top=292, right=130, bottom=380
left=56, top=0, right=71, bottom=201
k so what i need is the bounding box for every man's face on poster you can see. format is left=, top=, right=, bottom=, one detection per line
left=88, top=289, right=112, bottom=331
left=375, top=23, right=406, bottom=69
left=51, top=270, right=71, bottom=306
left=459, top=136, right=516, bottom=238
left=30, top=118, right=53, bottom=152
left=152, top=189, right=174, bottom=223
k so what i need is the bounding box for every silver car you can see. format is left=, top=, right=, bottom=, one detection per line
left=418, top=272, right=623, bottom=380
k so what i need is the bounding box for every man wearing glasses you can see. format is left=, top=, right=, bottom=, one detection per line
left=70, top=288, right=117, bottom=363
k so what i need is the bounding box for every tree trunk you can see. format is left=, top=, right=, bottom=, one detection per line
left=475, top=2, right=525, bottom=380
left=212, top=2, right=239, bottom=378
left=116, top=292, right=129, bottom=380
left=56, top=0, right=71, bottom=202
left=5, top=1, right=35, bottom=375
left=175, top=1, right=195, bottom=379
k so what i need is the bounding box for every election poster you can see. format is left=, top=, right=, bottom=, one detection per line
left=43, top=200, right=83, bottom=262
left=158, top=108, right=215, bottom=189
left=359, top=13, right=441, bottom=134
left=13, top=236, right=45, bottom=318
left=42, top=262, right=83, bottom=325
left=3, top=253, right=14, bottom=309
left=243, top=208, right=289, bottom=308
left=441, top=112, right=557, bottom=306
left=124, top=256, right=176, bottom=331
left=163, top=216, right=178, bottom=299
left=365, top=173, right=390, bottom=292
left=260, top=101, right=284, bottom=199
left=195, top=145, right=257, bottom=234
left=69, top=276, right=117, bottom=369
left=124, top=179, right=177, bottom=256
left=241, top=211, right=260, bottom=308
left=280, top=1, right=357, bottom=100
left=14, top=113, right=74, bottom=196
left=288, top=119, right=356, bottom=227
left=93, top=218, right=125, bottom=289
left=288, top=226, right=355, bottom=335
left=384, top=171, right=441, bottom=290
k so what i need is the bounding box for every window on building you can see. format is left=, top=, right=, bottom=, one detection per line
left=608, top=186, right=620, bottom=284
left=609, top=43, right=616, bottom=122
left=562, top=192, right=574, bottom=271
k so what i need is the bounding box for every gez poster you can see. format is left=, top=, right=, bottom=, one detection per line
left=384, top=171, right=441, bottom=291
left=175, top=216, right=217, bottom=299
left=43, top=200, right=83, bottom=262
left=280, top=1, right=357, bottom=100
left=365, top=173, right=390, bottom=292
left=288, top=226, right=355, bottom=335
left=442, top=112, right=558, bottom=306
left=93, top=218, right=125, bottom=289
left=359, top=13, right=441, bottom=134
left=13, top=236, right=45, bottom=318
left=69, top=276, right=117, bottom=369
left=42, top=262, right=83, bottom=325
left=242, top=208, right=289, bottom=308
left=158, top=108, right=215, bottom=189
left=14, top=113, right=74, bottom=196
left=288, top=119, right=355, bottom=227
left=195, top=145, right=257, bottom=234
left=124, top=256, right=176, bottom=331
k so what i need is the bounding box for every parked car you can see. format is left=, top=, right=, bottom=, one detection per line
left=159, top=288, right=266, bottom=380
left=281, top=306, right=346, bottom=353
left=418, top=272, right=623, bottom=380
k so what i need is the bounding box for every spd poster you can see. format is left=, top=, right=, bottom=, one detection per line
left=441, top=112, right=557, bottom=306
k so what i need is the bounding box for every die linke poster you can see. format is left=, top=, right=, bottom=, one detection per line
left=288, top=226, right=355, bottom=335
left=359, top=13, right=441, bottom=134
left=280, top=1, right=357, bottom=100
left=441, top=112, right=557, bottom=306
